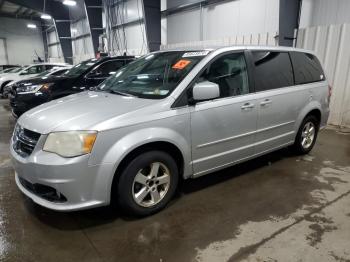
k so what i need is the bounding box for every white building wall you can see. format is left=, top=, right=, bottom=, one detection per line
left=163, top=0, right=279, bottom=45
left=0, top=17, right=45, bottom=65
left=300, top=0, right=350, bottom=28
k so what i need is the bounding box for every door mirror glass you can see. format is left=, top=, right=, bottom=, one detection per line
left=192, top=81, right=220, bottom=102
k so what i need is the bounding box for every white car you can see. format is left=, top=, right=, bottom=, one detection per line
left=0, top=66, right=24, bottom=77
left=0, top=63, right=68, bottom=96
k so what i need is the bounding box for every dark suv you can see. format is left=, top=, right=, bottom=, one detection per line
left=9, top=56, right=134, bottom=117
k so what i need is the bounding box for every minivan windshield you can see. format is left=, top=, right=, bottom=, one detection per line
left=63, top=58, right=99, bottom=77
left=98, top=51, right=210, bottom=99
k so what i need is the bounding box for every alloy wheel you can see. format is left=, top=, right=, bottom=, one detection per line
left=301, top=121, right=315, bottom=149
left=132, top=162, right=171, bottom=207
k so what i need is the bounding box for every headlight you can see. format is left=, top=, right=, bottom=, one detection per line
left=16, top=83, right=53, bottom=94
left=43, top=131, right=97, bottom=157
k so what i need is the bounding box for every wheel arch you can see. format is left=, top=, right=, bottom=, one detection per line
left=109, top=140, right=186, bottom=203
left=295, top=102, right=322, bottom=136
left=92, top=127, right=191, bottom=204
left=0, top=80, right=13, bottom=92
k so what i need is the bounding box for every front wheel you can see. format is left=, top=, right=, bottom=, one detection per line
left=292, top=115, right=319, bottom=155
left=117, top=151, right=179, bottom=216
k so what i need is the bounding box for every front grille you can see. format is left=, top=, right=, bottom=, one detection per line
left=19, top=177, right=67, bottom=203
left=13, top=124, right=41, bottom=157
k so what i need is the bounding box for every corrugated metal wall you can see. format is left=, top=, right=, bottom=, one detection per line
left=161, top=31, right=278, bottom=49
left=300, top=0, right=350, bottom=28
left=296, top=24, right=350, bottom=128
left=163, top=0, right=279, bottom=46
left=47, top=29, right=64, bottom=63
left=105, top=0, right=148, bottom=56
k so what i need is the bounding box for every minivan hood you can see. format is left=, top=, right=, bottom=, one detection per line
left=18, top=91, right=157, bottom=134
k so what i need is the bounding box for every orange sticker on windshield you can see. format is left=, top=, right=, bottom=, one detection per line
left=172, top=59, right=191, bottom=70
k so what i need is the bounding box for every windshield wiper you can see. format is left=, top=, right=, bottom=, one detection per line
left=109, top=90, right=135, bottom=97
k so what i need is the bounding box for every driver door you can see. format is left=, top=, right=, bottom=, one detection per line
left=190, top=51, right=258, bottom=176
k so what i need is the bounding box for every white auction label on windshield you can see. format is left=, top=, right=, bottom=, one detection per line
left=182, top=51, right=210, bottom=57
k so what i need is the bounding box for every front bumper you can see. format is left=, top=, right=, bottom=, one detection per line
left=9, top=92, right=48, bottom=116
left=10, top=138, right=115, bottom=211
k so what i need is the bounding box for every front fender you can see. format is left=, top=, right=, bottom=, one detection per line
left=89, top=126, right=192, bottom=203
left=104, top=127, right=190, bottom=169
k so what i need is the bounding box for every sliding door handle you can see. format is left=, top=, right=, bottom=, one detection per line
left=260, top=99, right=272, bottom=106
left=241, top=103, right=255, bottom=110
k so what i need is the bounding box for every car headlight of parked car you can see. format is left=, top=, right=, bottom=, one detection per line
left=16, top=83, right=53, bottom=94
left=43, top=131, right=97, bottom=157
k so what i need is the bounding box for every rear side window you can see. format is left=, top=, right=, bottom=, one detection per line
left=252, top=51, right=294, bottom=91
left=290, top=52, right=325, bottom=85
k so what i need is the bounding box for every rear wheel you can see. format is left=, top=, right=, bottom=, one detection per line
left=292, top=115, right=319, bottom=155
left=116, top=151, right=178, bottom=216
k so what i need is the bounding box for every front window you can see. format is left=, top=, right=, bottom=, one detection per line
left=98, top=51, right=210, bottom=99
left=63, top=58, right=99, bottom=77
left=21, top=65, right=44, bottom=75
left=11, top=67, right=24, bottom=73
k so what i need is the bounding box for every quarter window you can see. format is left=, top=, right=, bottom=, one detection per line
left=198, top=52, right=249, bottom=98
left=290, top=52, right=325, bottom=84
left=252, top=51, right=294, bottom=91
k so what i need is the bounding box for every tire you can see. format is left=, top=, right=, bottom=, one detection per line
left=292, top=115, right=319, bottom=155
left=0, top=81, right=12, bottom=98
left=116, top=150, right=179, bottom=216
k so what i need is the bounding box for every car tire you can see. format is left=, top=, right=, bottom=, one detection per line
left=292, top=115, right=319, bottom=155
left=0, top=81, right=11, bottom=98
left=117, top=150, right=179, bottom=216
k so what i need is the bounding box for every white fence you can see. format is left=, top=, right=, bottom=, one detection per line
left=296, top=24, right=350, bottom=128
left=160, top=32, right=278, bottom=50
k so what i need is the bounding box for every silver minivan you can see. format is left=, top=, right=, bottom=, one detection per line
left=10, top=46, right=330, bottom=215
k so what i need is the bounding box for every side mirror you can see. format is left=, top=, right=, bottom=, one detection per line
left=192, top=81, right=220, bottom=102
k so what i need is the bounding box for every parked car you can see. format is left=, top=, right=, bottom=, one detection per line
left=0, top=63, right=68, bottom=97
left=10, top=46, right=330, bottom=216
left=0, top=66, right=21, bottom=75
left=9, top=56, right=134, bottom=117
left=0, top=64, right=20, bottom=71
left=2, top=66, right=72, bottom=98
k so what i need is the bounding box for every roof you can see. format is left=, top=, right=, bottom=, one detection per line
left=101, top=55, right=135, bottom=60
left=160, top=45, right=314, bottom=55
left=26, top=63, right=69, bottom=66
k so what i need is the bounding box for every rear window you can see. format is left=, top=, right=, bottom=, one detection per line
left=252, top=51, right=294, bottom=92
left=290, top=52, right=325, bottom=85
